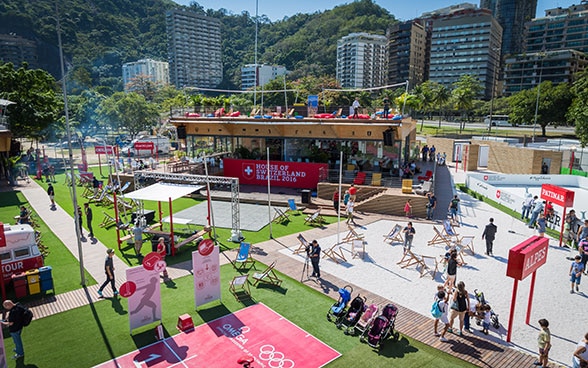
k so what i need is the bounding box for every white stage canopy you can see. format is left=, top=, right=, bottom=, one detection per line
left=124, top=183, right=204, bottom=202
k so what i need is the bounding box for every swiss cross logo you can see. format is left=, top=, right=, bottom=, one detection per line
left=496, top=190, right=501, bottom=199
left=243, top=164, right=255, bottom=179
left=483, top=175, right=488, bottom=181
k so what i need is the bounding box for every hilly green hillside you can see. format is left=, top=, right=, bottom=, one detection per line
left=0, top=0, right=396, bottom=91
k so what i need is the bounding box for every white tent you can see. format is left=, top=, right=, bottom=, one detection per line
left=125, top=182, right=204, bottom=201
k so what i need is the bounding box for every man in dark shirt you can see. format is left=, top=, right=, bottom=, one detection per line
left=98, top=249, right=118, bottom=297
left=84, top=203, right=93, bottom=238
left=426, top=192, right=437, bottom=220
left=482, top=218, right=498, bottom=256
left=309, top=240, right=321, bottom=279
left=2, top=299, right=26, bottom=359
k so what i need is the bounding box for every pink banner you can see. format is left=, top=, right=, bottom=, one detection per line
left=224, top=158, right=328, bottom=188
left=193, top=241, right=220, bottom=308
left=126, top=266, right=161, bottom=332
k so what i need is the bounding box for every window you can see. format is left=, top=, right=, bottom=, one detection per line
left=0, top=252, right=10, bottom=261
left=14, top=248, right=30, bottom=258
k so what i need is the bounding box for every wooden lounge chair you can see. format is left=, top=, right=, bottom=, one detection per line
left=99, top=211, right=116, bottom=228
left=286, top=199, right=304, bottom=214
left=174, top=227, right=211, bottom=249
left=322, top=242, right=347, bottom=264
left=272, top=207, right=290, bottom=224
left=293, top=234, right=310, bottom=255
left=304, top=209, right=324, bottom=226
left=442, top=219, right=460, bottom=238
left=252, top=261, right=282, bottom=287
left=383, top=224, right=404, bottom=245
left=397, top=249, right=425, bottom=270
left=420, top=255, right=439, bottom=279
left=232, top=242, right=256, bottom=270
left=428, top=226, right=454, bottom=247
left=229, top=274, right=251, bottom=301
left=457, top=235, right=475, bottom=255
left=342, top=225, right=364, bottom=243
left=370, top=173, right=382, bottom=186
left=351, top=239, right=365, bottom=259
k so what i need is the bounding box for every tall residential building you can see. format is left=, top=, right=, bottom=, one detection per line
left=480, top=0, right=537, bottom=57
left=503, top=50, right=588, bottom=95
left=336, top=33, right=388, bottom=89
left=388, top=20, right=427, bottom=88
left=165, top=9, right=222, bottom=89
left=426, top=6, right=502, bottom=100
left=122, top=59, right=169, bottom=91
left=241, top=64, right=288, bottom=90
left=526, top=3, right=588, bottom=54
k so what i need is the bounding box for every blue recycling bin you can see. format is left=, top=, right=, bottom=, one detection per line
left=39, top=266, right=54, bottom=293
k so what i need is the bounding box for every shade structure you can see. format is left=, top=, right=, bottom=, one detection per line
left=124, top=183, right=204, bottom=202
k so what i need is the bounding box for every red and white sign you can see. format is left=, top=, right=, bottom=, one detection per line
left=126, top=265, right=161, bottom=332
left=94, top=145, right=117, bottom=155
left=540, top=184, right=574, bottom=207
left=223, top=158, right=328, bottom=189
left=134, top=141, right=155, bottom=150
left=506, top=236, right=549, bottom=281
left=119, top=281, right=137, bottom=298
left=0, top=223, right=5, bottom=247
left=193, top=246, right=220, bottom=308
left=142, top=252, right=162, bottom=271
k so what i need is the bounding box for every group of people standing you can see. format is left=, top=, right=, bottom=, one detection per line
left=420, top=144, right=437, bottom=162
left=333, top=185, right=358, bottom=225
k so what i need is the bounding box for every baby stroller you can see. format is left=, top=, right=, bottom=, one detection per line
left=474, top=289, right=500, bottom=329
left=353, top=303, right=379, bottom=337
left=337, top=295, right=366, bottom=334
left=327, top=285, right=352, bottom=322
left=360, top=303, right=400, bottom=349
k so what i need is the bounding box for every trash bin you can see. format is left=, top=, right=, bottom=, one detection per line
left=26, top=269, right=40, bottom=295
left=301, top=189, right=311, bottom=204
left=12, top=272, right=27, bottom=298
left=39, top=266, right=54, bottom=293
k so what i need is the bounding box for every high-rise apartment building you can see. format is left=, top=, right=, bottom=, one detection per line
left=336, top=33, right=388, bottom=89
left=122, top=59, right=169, bottom=91
left=426, top=6, right=502, bottom=100
left=526, top=3, right=588, bottom=54
left=241, top=64, right=288, bottom=90
left=166, top=9, right=222, bottom=89
left=480, top=0, right=537, bottom=57
left=388, top=20, right=427, bottom=88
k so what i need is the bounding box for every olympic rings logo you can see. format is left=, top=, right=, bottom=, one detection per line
left=258, top=345, right=294, bottom=368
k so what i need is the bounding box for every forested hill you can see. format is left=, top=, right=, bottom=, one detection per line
left=0, top=0, right=395, bottom=90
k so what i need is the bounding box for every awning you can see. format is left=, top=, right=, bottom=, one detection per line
left=0, top=99, right=15, bottom=107
left=124, top=183, right=204, bottom=202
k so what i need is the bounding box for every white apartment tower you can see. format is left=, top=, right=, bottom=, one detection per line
left=166, top=9, right=222, bottom=89
left=241, top=64, right=288, bottom=90
left=122, top=59, right=169, bottom=91
left=336, top=33, right=388, bottom=89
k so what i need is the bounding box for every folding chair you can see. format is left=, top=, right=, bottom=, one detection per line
left=286, top=199, right=304, bottom=214
left=457, top=236, right=475, bottom=255
left=443, top=219, right=460, bottom=238
left=229, top=274, right=251, bottom=301
left=397, top=249, right=425, bottom=270
left=99, top=211, right=116, bottom=228
left=383, top=224, right=404, bottom=245
left=428, top=226, right=454, bottom=247
left=420, top=255, right=439, bottom=279
left=119, top=181, right=131, bottom=193
left=252, top=261, right=282, bottom=287
left=293, top=234, right=310, bottom=255
left=89, top=189, right=107, bottom=205
left=322, top=242, right=347, bottom=264
left=232, top=242, right=256, bottom=270
left=417, top=170, right=433, bottom=182
left=351, top=239, right=365, bottom=259
left=272, top=207, right=290, bottom=224
left=342, top=225, right=364, bottom=243
left=304, top=209, right=324, bottom=226
left=414, top=180, right=433, bottom=196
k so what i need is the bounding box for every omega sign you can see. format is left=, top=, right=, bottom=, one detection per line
left=223, top=159, right=328, bottom=189
left=540, top=184, right=574, bottom=208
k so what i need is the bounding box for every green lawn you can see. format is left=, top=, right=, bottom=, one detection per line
left=11, top=262, right=475, bottom=368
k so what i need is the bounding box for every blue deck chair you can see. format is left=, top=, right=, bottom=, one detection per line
left=233, top=242, right=256, bottom=270
left=287, top=199, right=304, bottom=214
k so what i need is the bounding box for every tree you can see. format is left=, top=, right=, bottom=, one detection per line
left=567, top=69, right=588, bottom=147
left=98, top=92, right=159, bottom=139
left=0, top=62, right=62, bottom=139
left=68, top=89, right=106, bottom=140
left=430, top=82, right=450, bottom=128
left=413, top=82, right=434, bottom=131
left=451, top=75, right=483, bottom=132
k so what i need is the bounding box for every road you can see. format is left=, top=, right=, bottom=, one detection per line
left=418, top=119, right=576, bottom=134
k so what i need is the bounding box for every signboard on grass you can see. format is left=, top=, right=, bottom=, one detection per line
left=126, top=265, right=161, bottom=332
left=193, top=240, right=220, bottom=307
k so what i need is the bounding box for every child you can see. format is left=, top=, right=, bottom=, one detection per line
left=536, top=319, right=551, bottom=368
left=537, top=213, right=547, bottom=237
left=437, top=290, right=450, bottom=342
left=404, top=199, right=412, bottom=218
left=570, top=255, right=585, bottom=293
left=481, top=304, right=492, bottom=335
left=156, top=237, right=170, bottom=281
left=433, top=285, right=446, bottom=336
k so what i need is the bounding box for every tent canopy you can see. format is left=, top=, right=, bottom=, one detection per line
left=125, top=183, right=204, bottom=202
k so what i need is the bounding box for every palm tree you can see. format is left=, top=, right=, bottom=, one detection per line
left=431, top=83, right=450, bottom=128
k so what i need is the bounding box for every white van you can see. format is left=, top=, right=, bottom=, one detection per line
left=121, top=136, right=171, bottom=157
left=484, top=115, right=512, bottom=127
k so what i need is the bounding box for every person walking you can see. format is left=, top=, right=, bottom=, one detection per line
left=482, top=218, right=498, bottom=256
left=346, top=199, right=357, bottom=225
left=528, top=200, right=544, bottom=228
left=578, top=220, right=588, bottom=242
left=348, top=184, right=357, bottom=201
left=76, top=206, right=83, bottom=236
left=572, top=332, right=588, bottom=368
left=332, top=189, right=340, bottom=214
left=448, top=195, right=460, bottom=223
left=535, top=319, right=551, bottom=368
left=382, top=97, right=390, bottom=119
left=404, top=199, right=412, bottom=218
left=402, top=222, right=416, bottom=252
left=426, top=192, right=437, bottom=220
left=437, top=290, right=451, bottom=342
left=352, top=97, right=361, bottom=119
left=443, top=250, right=460, bottom=291
left=521, top=193, right=534, bottom=220
left=2, top=300, right=26, bottom=359
left=448, top=281, right=470, bottom=336
left=156, top=237, right=170, bottom=280
left=537, top=213, right=547, bottom=237
left=84, top=203, right=94, bottom=238
left=579, top=238, right=588, bottom=273
left=47, top=182, right=55, bottom=208
left=309, top=240, right=321, bottom=278
left=98, top=249, right=118, bottom=297
left=570, top=255, right=585, bottom=294
left=433, top=285, right=447, bottom=336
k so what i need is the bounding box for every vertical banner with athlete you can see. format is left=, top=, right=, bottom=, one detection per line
left=193, top=239, right=221, bottom=307
left=0, top=322, right=7, bottom=368
left=126, top=264, right=162, bottom=332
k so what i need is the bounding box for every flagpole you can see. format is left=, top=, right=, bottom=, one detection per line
left=267, top=147, right=272, bottom=239
left=337, top=151, right=342, bottom=245
left=204, top=155, right=217, bottom=241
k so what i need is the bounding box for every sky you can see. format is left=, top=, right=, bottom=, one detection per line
left=173, top=1, right=579, bottom=21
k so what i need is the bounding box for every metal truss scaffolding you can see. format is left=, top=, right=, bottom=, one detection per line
left=133, top=170, right=241, bottom=239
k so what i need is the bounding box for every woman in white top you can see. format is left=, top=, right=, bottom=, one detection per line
left=573, top=332, right=588, bottom=368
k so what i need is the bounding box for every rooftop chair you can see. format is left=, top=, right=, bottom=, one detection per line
left=396, top=249, right=425, bottom=270
left=342, top=225, right=365, bottom=243
left=351, top=239, right=365, bottom=259
left=174, top=226, right=211, bottom=249
left=293, top=234, right=310, bottom=255
left=334, top=108, right=343, bottom=118
left=417, top=170, right=433, bottom=182
left=232, top=242, right=256, bottom=270
left=272, top=207, right=290, bottom=224
left=420, top=255, right=440, bottom=279
left=287, top=108, right=295, bottom=118
left=322, top=242, right=347, bottom=264
left=229, top=274, right=251, bottom=301
left=414, top=180, right=433, bottom=196
left=383, top=224, right=404, bottom=245
left=370, top=172, right=382, bottom=186
left=286, top=199, right=304, bottom=214
left=99, top=211, right=116, bottom=228
left=353, top=172, right=366, bottom=185
left=304, top=209, right=325, bottom=226
left=252, top=261, right=282, bottom=287
left=401, top=179, right=413, bottom=194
